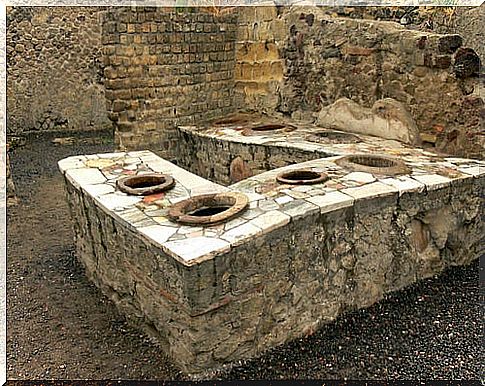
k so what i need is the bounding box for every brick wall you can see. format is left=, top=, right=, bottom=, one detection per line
left=102, top=7, right=238, bottom=159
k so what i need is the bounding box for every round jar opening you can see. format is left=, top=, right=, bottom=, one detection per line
left=252, top=123, right=286, bottom=131
left=307, top=130, right=362, bottom=144
left=168, top=192, right=249, bottom=225
left=335, top=154, right=410, bottom=176
left=345, top=155, right=397, bottom=168
left=276, top=169, right=329, bottom=185
left=242, top=123, right=297, bottom=136
left=117, top=173, right=175, bottom=196
left=188, top=206, right=232, bottom=217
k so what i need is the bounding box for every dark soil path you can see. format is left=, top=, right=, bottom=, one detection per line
left=7, top=131, right=483, bottom=381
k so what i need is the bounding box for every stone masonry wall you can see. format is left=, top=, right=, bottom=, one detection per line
left=234, top=7, right=285, bottom=112
left=234, top=7, right=483, bottom=159
left=6, top=151, right=18, bottom=206
left=176, top=128, right=327, bottom=185
left=102, top=7, right=238, bottom=159
left=316, top=5, right=485, bottom=62
left=6, top=7, right=110, bottom=135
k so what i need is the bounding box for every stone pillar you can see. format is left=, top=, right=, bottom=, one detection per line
left=101, top=7, right=238, bottom=159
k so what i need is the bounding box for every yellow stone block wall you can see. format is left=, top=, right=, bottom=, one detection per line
left=235, top=6, right=286, bottom=112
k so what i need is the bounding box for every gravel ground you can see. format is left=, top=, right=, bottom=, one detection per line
left=7, top=130, right=484, bottom=381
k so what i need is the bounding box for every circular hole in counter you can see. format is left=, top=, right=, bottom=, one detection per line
left=307, top=130, right=362, bottom=144
left=335, top=154, right=411, bottom=176
left=252, top=123, right=286, bottom=131
left=276, top=169, right=329, bottom=185
left=242, top=123, right=297, bottom=136
left=189, top=206, right=232, bottom=217
left=168, top=192, right=249, bottom=226
left=117, top=173, right=175, bottom=196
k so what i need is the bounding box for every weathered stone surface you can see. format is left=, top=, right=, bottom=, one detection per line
left=235, top=8, right=483, bottom=159
left=453, top=47, right=481, bottom=79
left=229, top=156, right=253, bottom=183
left=59, top=149, right=484, bottom=376
left=6, top=152, right=18, bottom=206
left=316, top=98, right=421, bottom=145
left=175, top=116, right=433, bottom=187
left=6, top=7, right=110, bottom=135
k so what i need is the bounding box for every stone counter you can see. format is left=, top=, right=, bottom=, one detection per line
left=176, top=113, right=451, bottom=186
left=59, top=149, right=484, bottom=376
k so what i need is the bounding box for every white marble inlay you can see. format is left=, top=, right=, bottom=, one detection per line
left=282, top=189, right=309, bottom=199
left=175, top=172, right=220, bottom=191
left=164, top=236, right=231, bottom=262
left=411, top=174, right=452, bottom=191
left=250, top=210, right=291, bottom=233
left=275, top=195, right=294, bottom=205
left=292, top=185, right=314, bottom=193
left=307, top=191, right=354, bottom=213
left=66, top=167, right=106, bottom=188
left=221, top=221, right=262, bottom=246
left=223, top=217, right=247, bottom=231
left=83, top=183, right=115, bottom=197
left=178, top=226, right=203, bottom=235
left=244, top=192, right=266, bottom=202
left=138, top=225, right=177, bottom=245
left=342, top=181, right=398, bottom=200
left=190, top=184, right=228, bottom=196
left=258, top=199, right=280, bottom=211
left=281, top=200, right=319, bottom=220
left=97, top=152, right=126, bottom=159
left=58, top=156, right=87, bottom=171
left=380, top=176, right=426, bottom=195
left=342, top=172, right=376, bottom=184
left=96, top=193, right=141, bottom=211
left=457, top=166, right=484, bottom=177
left=117, top=207, right=150, bottom=224
left=128, top=150, right=152, bottom=157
